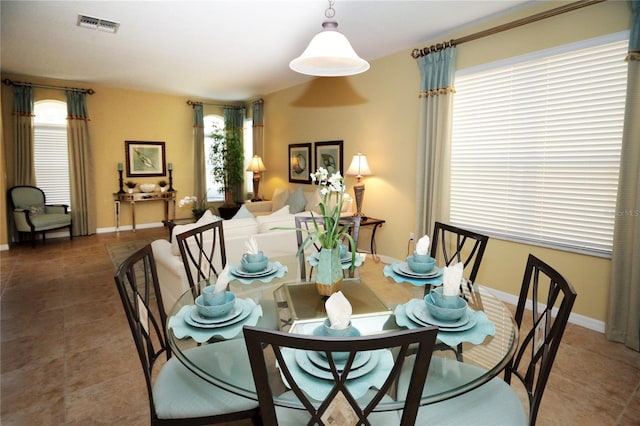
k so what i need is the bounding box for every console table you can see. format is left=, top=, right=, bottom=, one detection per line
left=114, top=191, right=176, bottom=232
left=358, top=217, right=385, bottom=255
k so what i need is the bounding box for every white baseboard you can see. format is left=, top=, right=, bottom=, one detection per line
left=97, top=222, right=165, bottom=234
left=486, top=286, right=605, bottom=334
left=1, top=222, right=167, bottom=251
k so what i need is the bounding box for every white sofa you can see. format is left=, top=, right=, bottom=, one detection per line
left=151, top=187, right=353, bottom=313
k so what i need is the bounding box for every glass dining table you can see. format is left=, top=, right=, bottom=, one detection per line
left=166, top=254, right=518, bottom=411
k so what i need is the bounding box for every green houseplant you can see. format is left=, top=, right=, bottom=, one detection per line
left=208, top=124, right=244, bottom=208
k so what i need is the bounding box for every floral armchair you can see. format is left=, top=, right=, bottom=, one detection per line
left=8, top=185, right=72, bottom=247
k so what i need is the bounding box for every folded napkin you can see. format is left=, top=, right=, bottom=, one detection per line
left=245, top=236, right=259, bottom=254
left=415, top=235, right=430, bottom=255
left=442, top=262, right=463, bottom=296
left=214, top=265, right=230, bottom=293
left=325, top=291, right=352, bottom=330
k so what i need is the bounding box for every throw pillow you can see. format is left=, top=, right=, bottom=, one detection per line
left=231, top=204, right=255, bottom=220
left=286, top=187, right=307, bottom=214
left=29, top=204, right=45, bottom=216
left=305, top=190, right=323, bottom=214
left=271, top=188, right=290, bottom=212
left=170, top=210, right=219, bottom=255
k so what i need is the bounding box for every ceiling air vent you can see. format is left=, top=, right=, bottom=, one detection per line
left=77, top=14, right=120, bottom=34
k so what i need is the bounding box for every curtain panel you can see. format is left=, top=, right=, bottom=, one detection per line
left=415, top=47, right=457, bottom=237
left=12, top=85, right=36, bottom=186
left=66, top=90, right=96, bottom=236
left=606, top=0, right=640, bottom=352
left=192, top=104, right=206, bottom=203
left=252, top=99, right=264, bottom=159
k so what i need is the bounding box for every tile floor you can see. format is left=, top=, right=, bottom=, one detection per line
left=1, top=227, right=638, bottom=425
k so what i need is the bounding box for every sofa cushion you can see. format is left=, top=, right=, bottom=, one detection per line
left=170, top=210, right=219, bottom=255
left=271, top=188, right=290, bottom=212
left=286, top=187, right=307, bottom=214
left=222, top=217, right=260, bottom=238
left=232, top=204, right=255, bottom=219
left=256, top=207, right=296, bottom=233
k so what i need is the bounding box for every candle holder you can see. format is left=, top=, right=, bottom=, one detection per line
left=117, top=170, right=125, bottom=194
left=168, top=169, right=175, bottom=192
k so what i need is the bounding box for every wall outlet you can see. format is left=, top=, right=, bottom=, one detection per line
left=409, top=232, right=415, bottom=241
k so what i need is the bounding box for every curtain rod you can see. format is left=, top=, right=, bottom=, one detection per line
left=186, top=100, right=243, bottom=109
left=411, top=0, right=606, bottom=58
left=2, top=78, right=95, bottom=94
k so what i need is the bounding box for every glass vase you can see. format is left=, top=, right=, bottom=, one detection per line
left=315, top=247, right=343, bottom=296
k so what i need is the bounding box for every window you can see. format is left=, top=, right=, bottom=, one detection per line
left=450, top=32, right=628, bottom=256
left=204, top=114, right=254, bottom=202
left=204, top=114, right=225, bottom=201
left=34, top=100, right=70, bottom=206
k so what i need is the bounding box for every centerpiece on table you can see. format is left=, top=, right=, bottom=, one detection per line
left=299, top=167, right=356, bottom=296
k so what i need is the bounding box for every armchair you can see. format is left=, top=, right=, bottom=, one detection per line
left=8, top=185, right=72, bottom=247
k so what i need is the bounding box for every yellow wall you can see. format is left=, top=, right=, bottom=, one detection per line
left=0, top=1, right=631, bottom=323
left=262, top=0, right=631, bottom=323
left=0, top=76, right=228, bottom=237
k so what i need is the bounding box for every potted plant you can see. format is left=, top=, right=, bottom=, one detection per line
left=298, top=168, right=356, bottom=296
left=209, top=123, right=244, bottom=208
left=158, top=180, right=168, bottom=192
left=124, top=181, right=136, bottom=194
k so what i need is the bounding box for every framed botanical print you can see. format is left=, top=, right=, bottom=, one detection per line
left=289, top=143, right=312, bottom=184
left=314, top=140, right=344, bottom=175
left=125, top=141, right=166, bottom=177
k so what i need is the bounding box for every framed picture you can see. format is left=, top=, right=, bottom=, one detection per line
left=314, top=140, right=344, bottom=175
left=289, top=143, right=312, bottom=184
left=125, top=141, right=166, bottom=177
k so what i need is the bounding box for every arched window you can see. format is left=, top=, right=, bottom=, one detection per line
left=34, top=100, right=70, bottom=206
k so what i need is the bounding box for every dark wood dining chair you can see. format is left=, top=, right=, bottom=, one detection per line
left=243, top=324, right=438, bottom=426
left=426, top=221, right=489, bottom=296
left=295, top=215, right=361, bottom=281
left=114, top=244, right=260, bottom=425
left=175, top=220, right=227, bottom=298
left=402, top=253, right=577, bottom=425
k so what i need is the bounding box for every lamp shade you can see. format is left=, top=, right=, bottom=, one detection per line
left=346, top=153, right=373, bottom=178
left=290, top=21, right=370, bottom=77
left=246, top=155, right=267, bottom=172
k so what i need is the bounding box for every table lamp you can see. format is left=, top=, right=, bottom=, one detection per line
left=346, top=153, right=373, bottom=220
left=246, top=155, right=267, bottom=201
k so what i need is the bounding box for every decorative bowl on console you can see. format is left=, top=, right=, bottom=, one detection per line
left=139, top=184, right=156, bottom=193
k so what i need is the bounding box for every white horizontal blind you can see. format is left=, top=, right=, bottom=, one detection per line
left=34, top=123, right=71, bottom=206
left=450, top=35, right=628, bottom=256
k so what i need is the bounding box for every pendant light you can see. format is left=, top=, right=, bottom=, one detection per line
left=290, top=0, right=370, bottom=77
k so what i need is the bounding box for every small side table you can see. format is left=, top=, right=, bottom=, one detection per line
left=357, top=217, right=385, bottom=255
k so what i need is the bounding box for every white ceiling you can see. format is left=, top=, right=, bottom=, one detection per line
left=1, top=0, right=535, bottom=101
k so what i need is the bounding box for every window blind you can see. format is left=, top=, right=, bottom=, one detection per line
left=450, top=35, right=628, bottom=256
left=34, top=123, right=71, bottom=206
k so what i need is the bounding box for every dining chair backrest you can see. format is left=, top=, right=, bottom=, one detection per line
left=175, top=220, right=227, bottom=297
left=427, top=221, right=489, bottom=294
left=113, top=244, right=169, bottom=419
left=506, top=254, right=577, bottom=425
left=243, top=325, right=438, bottom=426
left=115, top=243, right=261, bottom=425
left=295, top=215, right=361, bottom=281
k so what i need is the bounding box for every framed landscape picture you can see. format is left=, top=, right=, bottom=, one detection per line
left=125, top=141, right=166, bottom=177
left=289, top=143, right=312, bottom=184
left=314, top=140, right=343, bottom=175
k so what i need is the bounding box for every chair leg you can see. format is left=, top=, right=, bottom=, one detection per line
left=31, top=230, right=36, bottom=248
